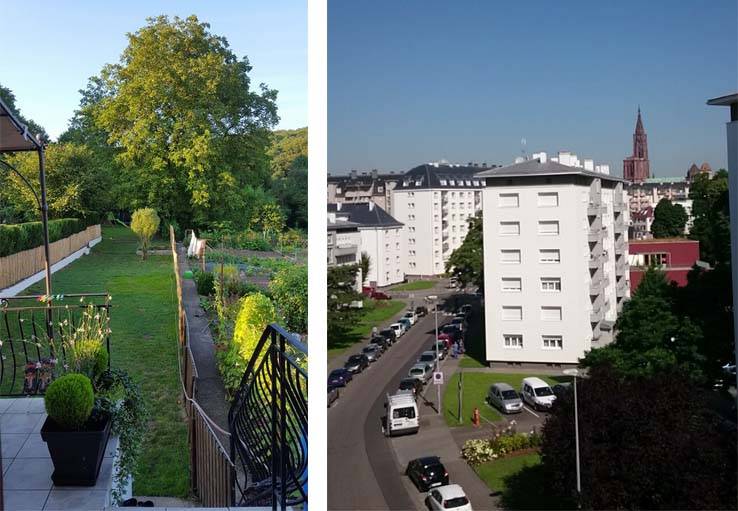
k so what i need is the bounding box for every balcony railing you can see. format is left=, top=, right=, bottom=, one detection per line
left=229, top=324, right=308, bottom=509
left=0, top=294, right=111, bottom=396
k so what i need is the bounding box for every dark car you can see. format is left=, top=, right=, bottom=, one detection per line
left=328, top=385, right=340, bottom=408
left=328, top=368, right=353, bottom=387
left=415, top=306, right=428, bottom=317
left=405, top=456, right=449, bottom=492
left=372, top=290, right=391, bottom=300
left=379, top=328, right=397, bottom=344
left=398, top=377, right=424, bottom=397
left=552, top=382, right=572, bottom=398
left=371, top=336, right=389, bottom=351
left=344, top=354, right=369, bottom=374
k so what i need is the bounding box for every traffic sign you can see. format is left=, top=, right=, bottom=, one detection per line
left=433, top=372, right=444, bottom=385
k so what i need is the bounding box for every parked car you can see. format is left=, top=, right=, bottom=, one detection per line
left=521, top=377, right=556, bottom=411
left=390, top=322, right=405, bottom=338
left=370, top=336, right=389, bottom=351
left=429, top=341, right=448, bottom=359
left=418, top=350, right=439, bottom=368
left=441, top=324, right=462, bottom=336
left=408, top=363, right=432, bottom=383
left=436, top=334, right=454, bottom=349
left=487, top=383, right=523, bottom=414
left=372, top=290, right=392, bottom=300
left=415, top=306, right=428, bottom=317
left=450, top=317, right=466, bottom=332
left=398, top=377, right=424, bottom=397
left=328, top=368, right=353, bottom=387
left=402, top=310, right=418, bottom=325
left=379, top=328, right=397, bottom=344
left=328, top=385, right=340, bottom=408
left=552, top=382, right=572, bottom=398
left=385, top=392, right=419, bottom=436
left=362, top=344, right=381, bottom=362
left=405, top=456, right=449, bottom=492
left=344, top=354, right=369, bottom=374
left=398, top=318, right=413, bottom=331
left=426, top=484, right=472, bottom=511
left=460, top=304, right=472, bottom=315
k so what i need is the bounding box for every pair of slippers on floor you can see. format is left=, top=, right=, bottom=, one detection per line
left=121, top=498, right=154, bottom=507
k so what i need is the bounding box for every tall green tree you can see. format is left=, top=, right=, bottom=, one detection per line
left=272, top=166, right=307, bottom=228
left=327, top=264, right=362, bottom=339
left=90, top=15, right=278, bottom=229
left=689, top=170, right=730, bottom=264
left=359, top=252, right=371, bottom=285
left=445, top=211, right=484, bottom=289
left=268, top=127, right=307, bottom=179
left=651, top=198, right=687, bottom=238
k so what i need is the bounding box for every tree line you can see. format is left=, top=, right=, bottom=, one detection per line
left=0, top=15, right=306, bottom=234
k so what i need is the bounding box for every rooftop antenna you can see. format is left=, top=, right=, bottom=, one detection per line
left=520, top=138, right=527, bottom=160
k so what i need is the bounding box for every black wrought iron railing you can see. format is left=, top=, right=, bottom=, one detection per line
left=0, top=293, right=111, bottom=396
left=228, top=323, right=308, bottom=509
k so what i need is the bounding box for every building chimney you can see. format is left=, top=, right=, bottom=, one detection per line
left=584, top=158, right=594, bottom=171
left=328, top=212, right=336, bottom=222
left=336, top=202, right=342, bottom=211
left=368, top=201, right=375, bottom=211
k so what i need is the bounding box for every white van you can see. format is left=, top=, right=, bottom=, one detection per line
left=390, top=322, right=405, bottom=338
left=384, top=392, right=419, bottom=437
left=520, top=377, right=556, bottom=411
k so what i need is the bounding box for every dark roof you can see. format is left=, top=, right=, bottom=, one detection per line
left=327, top=202, right=403, bottom=228
left=394, top=163, right=496, bottom=190
left=477, top=159, right=625, bottom=183
left=706, top=93, right=738, bottom=106
left=327, top=218, right=360, bottom=231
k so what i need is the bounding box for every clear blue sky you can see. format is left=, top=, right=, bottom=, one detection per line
left=0, top=0, right=306, bottom=139
left=329, top=0, right=738, bottom=176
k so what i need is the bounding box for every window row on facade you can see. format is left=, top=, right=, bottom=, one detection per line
left=501, top=277, right=562, bottom=292
left=499, top=220, right=560, bottom=236
left=500, top=305, right=563, bottom=321
left=499, top=249, right=561, bottom=264
left=498, top=191, right=559, bottom=208
left=502, top=334, right=563, bottom=350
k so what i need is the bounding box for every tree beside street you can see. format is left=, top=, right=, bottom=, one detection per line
left=445, top=211, right=484, bottom=289
left=651, top=198, right=687, bottom=238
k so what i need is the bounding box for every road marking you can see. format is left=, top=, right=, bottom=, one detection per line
left=523, top=405, right=540, bottom=418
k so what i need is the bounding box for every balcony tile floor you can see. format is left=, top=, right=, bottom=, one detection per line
left=1, top=397, right=116, bottom=511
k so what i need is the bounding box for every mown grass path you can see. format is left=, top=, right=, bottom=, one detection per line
left=26, top=225, right=189, bottom=497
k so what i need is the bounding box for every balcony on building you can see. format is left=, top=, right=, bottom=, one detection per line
left=616, top=277, right=629, bottom=298
left=614, top=235, right=626, bottom=254
left=589, top=275, right=602, bottom=295
left=615, top=256, right=627, bottom=276
left=590, top=306, right=603, bottom=323
left=588, top=225, right=603, bottom=242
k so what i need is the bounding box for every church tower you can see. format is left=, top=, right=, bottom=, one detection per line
left=623, top=108, right=650, bottom=182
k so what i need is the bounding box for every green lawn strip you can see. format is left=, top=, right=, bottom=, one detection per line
left=391, top=280, right=437, bottom=291
left=442, top=372, right=568, bottom=427
left=474, top=453, right=553, bottom=509
left=328, top=299, right=406, bottom=360
left=459, top=355, right=487, bottom=368
left=25, top=226, right=189, bottom=497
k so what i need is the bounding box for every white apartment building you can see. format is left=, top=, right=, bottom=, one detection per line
left=327, top=202, right=405, bottom=287
left=478, top=153, right=630, bottom=367
left=392, top=162, right=493, bottom=276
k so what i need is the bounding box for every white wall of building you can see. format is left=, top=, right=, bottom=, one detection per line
left=360, top=225, right=405, bottom=287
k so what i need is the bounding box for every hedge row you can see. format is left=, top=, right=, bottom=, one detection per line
left=0, top=218, right=96, bottom=257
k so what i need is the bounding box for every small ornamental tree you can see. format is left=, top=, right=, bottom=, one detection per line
left=269, top=265, right=307, bottom=333
left=651, top=198, right=688, bottom=238
left=219, top=293, right=277, bottom=394
left=130, top=208, right=160, bottom=260
left=359, top=252, right=371, bottom=285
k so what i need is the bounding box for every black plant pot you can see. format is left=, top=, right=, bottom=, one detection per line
left=40, top=413, right=111, bottom=486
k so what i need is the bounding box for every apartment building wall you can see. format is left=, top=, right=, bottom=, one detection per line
left=360, top=226, right=405, bottom=287
left=481, top=174, right=629, bottom=366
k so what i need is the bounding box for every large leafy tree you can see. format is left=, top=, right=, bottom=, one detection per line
left=0, top=83, right=49, bottom=144
left=90, top=15, right=278, bottom=229
left=268, top=127, right=307, bottom=179
left=650, top=198, right=687, bottom=238
left=327, top=264, right=362, bottom=339
left=272, top=166, right=307, bottom=229
left=581, top=268, right=706, bottom=383
left=689, top=170, right=730, bottom=264
left=445, top=211, right=484, bottom=289
left=541, top=365, right=736, bottom=510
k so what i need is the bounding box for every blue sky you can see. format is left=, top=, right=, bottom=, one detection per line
left=329, top=0, right=738, bottom=176
left=0, top=0, right=306, bottom=139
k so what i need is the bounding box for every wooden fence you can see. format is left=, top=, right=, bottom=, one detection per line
left=170, top=226, right=235, bottom=507
left=0, top=224, right=101, bottom=290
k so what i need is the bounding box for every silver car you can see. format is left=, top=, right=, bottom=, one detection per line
left=487, top=382, right=523, bottom=414
left=362, top=344, right=381, bottom=363
left=408, top=363, right=432, bottom=383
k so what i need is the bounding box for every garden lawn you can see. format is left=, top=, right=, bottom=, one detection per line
left=328, top=299, right=405, bottom=359
left=26, top=226, right=188, bottom=497
left=475, top=454, right=552, bottom=509
left=442, top=372, right=568, bottom=427
left=391, top=280, right=437, bottom=291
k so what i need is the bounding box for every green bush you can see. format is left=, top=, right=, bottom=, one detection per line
left=0, top=218, right=93, bottom=257
left=194, top=271, right=215, bottom=296
left=269, top=265, right=307, bottom=333
left=462, top=430, right=541, bottom=465
left=44, top=373, right=95, bottom=430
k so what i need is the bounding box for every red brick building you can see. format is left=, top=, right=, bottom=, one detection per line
left=629, top=238, right=700, bottom=291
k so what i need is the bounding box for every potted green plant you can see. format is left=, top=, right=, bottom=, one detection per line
left=41, top=373, right=112, bottom=485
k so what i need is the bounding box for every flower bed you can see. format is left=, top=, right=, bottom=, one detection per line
left=461, top=427, right=542, bottom=465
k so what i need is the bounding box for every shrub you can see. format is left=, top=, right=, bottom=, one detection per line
left=218, top=293, right=276, bottom=394
left=44, top=373, right=94, bottom=430
left=60, top=304, right=110, bottom=379
left=269, top=265, right=307, bottom=333
left=130, top=208, right=160, bottom=260
left=461, top=430, right=540, bottom=465
left=194, top=271, right=215, bottom=296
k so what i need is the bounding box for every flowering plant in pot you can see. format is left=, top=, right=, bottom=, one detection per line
left=41, top=373, right=112, bottom=486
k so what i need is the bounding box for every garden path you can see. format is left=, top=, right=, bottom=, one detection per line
left=177, top=245, right=230, bottom=443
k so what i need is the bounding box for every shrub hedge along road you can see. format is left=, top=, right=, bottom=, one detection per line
left=0, top=217, right=96, bottom=257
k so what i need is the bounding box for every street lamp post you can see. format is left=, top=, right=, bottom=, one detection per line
left=426, top=295, right=441, bottom=414
left=563, top=368, right=581, bottom=500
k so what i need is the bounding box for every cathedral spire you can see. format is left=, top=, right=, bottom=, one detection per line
left=635, top=106, right=644, bottom=134
left=623, top=107, right=650, bottom=182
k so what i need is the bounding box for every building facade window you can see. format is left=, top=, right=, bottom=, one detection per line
left=498, top=193, right=519, bottom=208
left=499, top=221, right=520, bottom=236
left=501, top=278, right=522, bottom=292
left=503, top=334, right=523, bottom=349
left=538, top=192, right=559, bottom=207
left=538, top=220, right=560, bottom=235
left=541, top=277, right=561, bottom=291
left=539, top=249, right=560, bottom=263
left=502, top=306, right=523, bottom=321
left=500, top=250, right=522, bottom=264
left=542, top=335, right=563, bottom=349
left=541, top=306, right=562, bottom=321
